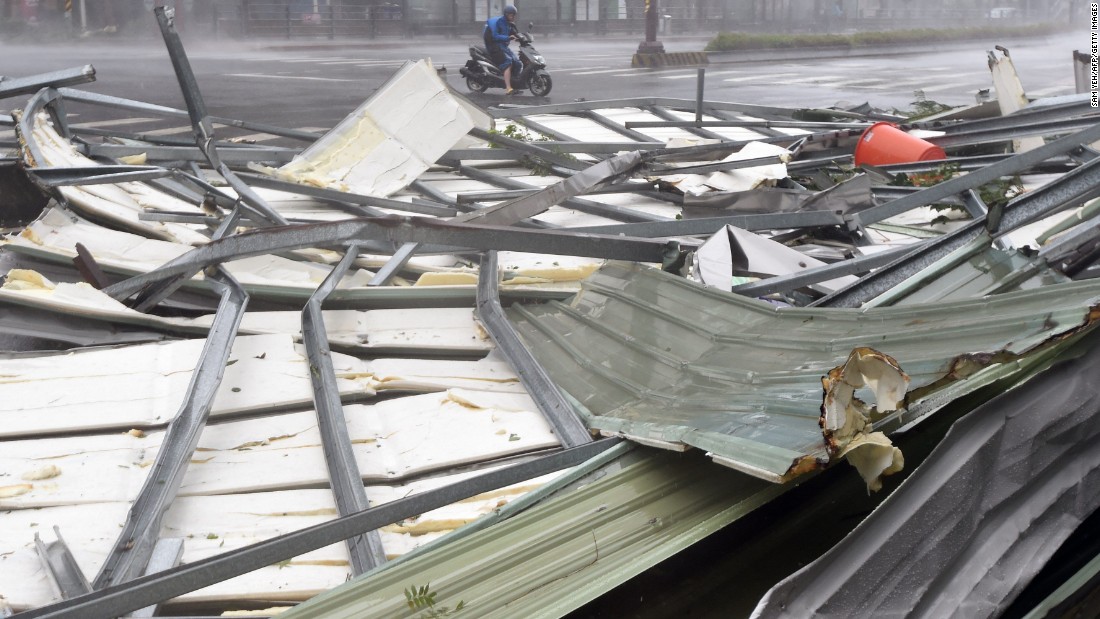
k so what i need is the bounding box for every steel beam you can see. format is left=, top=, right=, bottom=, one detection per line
left=93, top=270, right=248, bottom=587
left=302, top=245, right=388, bottom=574
left=34, top=527, right=92, bottom=600
left=84, top=143, right=299, bottom=165
left=0, top=66, right=95, bottom=100
left=236, top=172, right=455, bottom=218
left=815, top=152, right=1100, bottom=308
left=101, top=215, right=692, bottom=302
left=56, top=88, right=322, bottom=142
left=477, top=251, right=593, bottom=447
left=459, top=165, right=666, bottom=223
left=28, top=165, right=171, bottom=187
left=153, top=6, right=287, bottom=227
left=572, top=210, right=846, bottom=237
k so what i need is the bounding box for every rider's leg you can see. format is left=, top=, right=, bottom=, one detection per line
left=503, top=64, right=513, bottom=93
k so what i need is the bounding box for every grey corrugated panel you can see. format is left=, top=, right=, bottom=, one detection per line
left=278, top=448, right=788, bottom=619
left=869, top=238, right=1072, bottom=307
left=751, top=329, right=1100, bottom=619
left=507, top=261, right=1100, bottom=482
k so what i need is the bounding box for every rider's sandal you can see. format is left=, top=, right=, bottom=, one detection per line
left=505, top=88, right=515, bottom=95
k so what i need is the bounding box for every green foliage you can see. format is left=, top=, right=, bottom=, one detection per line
left=907, top=90, right=956, bottom=120
left=486, top=122, right=576, bottom=177
left=887, top=162, right=1023, bottom=224
left=979, top=174, right=1024, bottom=209
left=487, top=122, right=550, bottom=145
left=404, top=583, right=467, bottom=618
left=704, top=23, right=1065, bottom=52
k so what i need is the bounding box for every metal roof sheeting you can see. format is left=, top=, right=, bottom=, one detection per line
left=508, top=261, right=1100, bottom=482
left=751, top=330, right=1100, bottom=619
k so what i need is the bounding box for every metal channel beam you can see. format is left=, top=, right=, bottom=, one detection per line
left=815, top=153, right=1100, bottom=308
left=236, top=172, right=455, bottom=218
left=28, top=165, right=171, bottom=187
left=84, top=143, right=300, bottom=165
left=131, top=207, right=242, bottom=313
left=0, top=66, right=95, bottom=100
left=491, top=97, right=812, bottom=120
left=470, top=127, right=588, bottom=171
left=15, top=87, right=62, bottom=168
left=34, top=527, right=92, bottom=599
left=102, top=215, right=692, bottom=301
left=457, top=151, right=644, bottom=226
left=408, top=179, right=556, bottom=229
left=153, top=7, right=287, bottom=227
left=56, top=88, right=323, bottom=142
left=917, top=96, right=1096, bottom=134
left=573, top=210, right=846, bottom=237
left=93, top=270, right=248, bottom=588
left=458, top=165, right=666, bottom=223
left=730, top=245, right=916, bottom=298
left=856, top=121, right=1100, bottom=226
left=368, top=242, right=419, bottom=286
left=477, top=251, right=593, bottom=446
left=580, top=109, right=658, bottom=143
left=368, top=152, right=645, bottom=284
left=128, top=538, right=185, bottom=618
left=626, top=120, right=869, bottom=131
left=643, top=104, right=725, bottom=141
left=644, top=154, right=787, bottom=176
left=927, top=117, right=1100, bottom=149
left=303, top=245, right=388, bottom=573
left=18, top=438, right=622, bottom=619
left=447, top=143, right=665, bottom=158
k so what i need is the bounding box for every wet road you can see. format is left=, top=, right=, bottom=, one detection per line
left=0, top=32, right=1083, bottom=140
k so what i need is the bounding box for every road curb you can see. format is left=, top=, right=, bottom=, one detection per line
left=704, top=35, right=1060, bottom=65
left=631, top=51, right=709, bottom=68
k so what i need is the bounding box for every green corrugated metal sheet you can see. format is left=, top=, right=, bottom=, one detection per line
left=279, top=449, right=786, bottom=619
left=506, top=261, right=1100, bottom=482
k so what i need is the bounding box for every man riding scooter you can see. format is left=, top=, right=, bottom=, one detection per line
left=483, top=5, right=519, bottom=94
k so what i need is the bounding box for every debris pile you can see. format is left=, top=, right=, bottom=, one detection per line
left=3, top=8, right=1100, bottom=618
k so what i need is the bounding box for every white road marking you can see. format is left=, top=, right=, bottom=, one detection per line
left=225, top=73, right=359, bottom=83
left=660, top=69, right=745, bottom=79
left=723, top=73, right=798, bottom=82
left=570, top=67, right=631, bottom=75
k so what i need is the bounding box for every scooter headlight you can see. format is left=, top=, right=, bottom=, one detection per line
left=532, top=54, right=544, bottom=63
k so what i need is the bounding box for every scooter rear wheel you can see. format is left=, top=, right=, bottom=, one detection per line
left=466, top=76, right=488, bottom=93
left=528, top=71, right=552, bottom=97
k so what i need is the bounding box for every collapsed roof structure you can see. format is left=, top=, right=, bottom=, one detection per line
left=3, top=8, right=1100, bottom=619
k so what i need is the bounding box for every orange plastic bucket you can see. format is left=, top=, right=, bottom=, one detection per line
left=853, top=122, right=946, bottom=166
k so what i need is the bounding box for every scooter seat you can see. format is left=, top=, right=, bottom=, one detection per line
left=470, top=45, right=492, bottom=61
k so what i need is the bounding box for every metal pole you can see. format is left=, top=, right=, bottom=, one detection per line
left=695, top=68, right=705, bottom=124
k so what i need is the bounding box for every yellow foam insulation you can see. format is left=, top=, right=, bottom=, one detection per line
left=221, top=607, right=292, bottom=617
left=512, top=263, right=601, bottom=282
left=2, top=269, right=54, bottom=291
left=20, top=465, right=61, bottom=481
left=821, top=347, right=909, bottom=491
left=414, top=272, right=478, bottom=286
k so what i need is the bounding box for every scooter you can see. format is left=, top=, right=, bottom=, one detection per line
left=460, top=25, right=553, bottom=97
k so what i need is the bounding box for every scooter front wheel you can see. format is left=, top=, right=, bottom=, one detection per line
left=466, top=76, right=488, bottom=93
left=528, top=70, right=552, bottom=97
